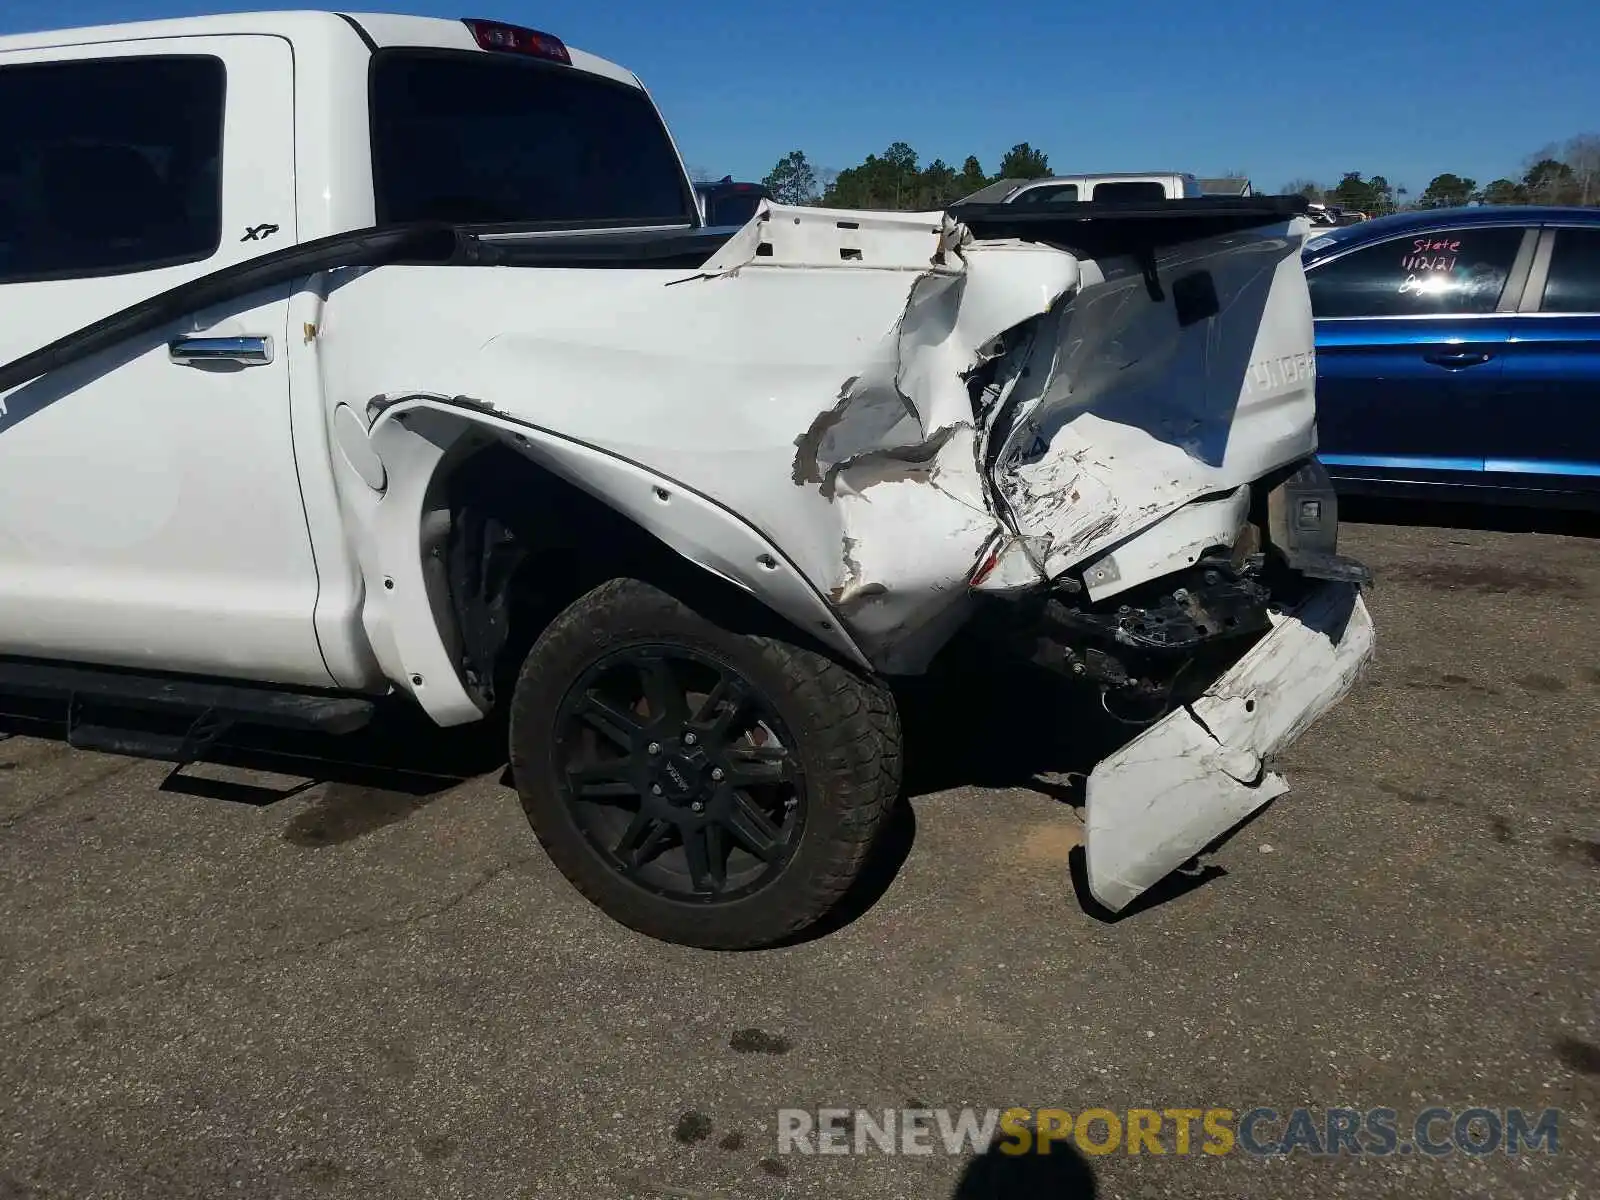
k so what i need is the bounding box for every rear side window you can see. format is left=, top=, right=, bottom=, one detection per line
left=370, top=52, right=695, bottom=227
left=1013, top=184, right=1078, bottom=204
left=1092, top=181, right=1168, bottom=202
left=1540, top=228, right=1600, bottom=313
left=1307, top=226, right=1525, bottom=318
left=0, top=56, right=224, bottom=284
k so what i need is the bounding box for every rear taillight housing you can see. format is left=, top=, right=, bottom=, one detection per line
left=460, top=18, right=572, bottom=64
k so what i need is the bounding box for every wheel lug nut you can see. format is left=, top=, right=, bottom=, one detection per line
left=684, top=732, right=698, bottom=746
left=711, top=768, right=724, bottom=782
left=647, top=741, right=661, bottom=755
left=650, top=784, right=663, bottom=795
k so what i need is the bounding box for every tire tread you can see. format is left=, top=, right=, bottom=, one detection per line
left=508, top=577, right=902, bottom=949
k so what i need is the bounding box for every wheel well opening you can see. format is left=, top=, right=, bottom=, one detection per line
left=428, top=441, right=831, bottom=714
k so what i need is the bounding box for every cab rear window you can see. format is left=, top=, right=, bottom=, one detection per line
left=1092, top=181, right=1168, bottom=202
left=370, top=51, right=694, bottom=228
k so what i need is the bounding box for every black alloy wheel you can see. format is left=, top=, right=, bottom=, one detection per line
left=509, top=577, right=902, bottom=949
left=553, top=644, right=804, bottom=902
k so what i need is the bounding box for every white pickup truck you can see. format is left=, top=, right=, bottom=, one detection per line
left=0, top=10, right=1374, bottom=949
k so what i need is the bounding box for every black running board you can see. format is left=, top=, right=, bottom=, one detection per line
left=0, top=659, right=377, bottom=742
left=67, top=720, right=207, bottom=762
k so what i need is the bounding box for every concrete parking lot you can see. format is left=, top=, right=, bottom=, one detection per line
left=2, top=509, right=1597, bottom=1200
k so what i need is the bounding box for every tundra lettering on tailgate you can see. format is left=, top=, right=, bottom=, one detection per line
left=1244, top=351, right=1315, bottom=394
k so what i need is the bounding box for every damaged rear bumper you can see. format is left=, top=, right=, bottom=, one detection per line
left=1084, top=579, right=1374, bottom=912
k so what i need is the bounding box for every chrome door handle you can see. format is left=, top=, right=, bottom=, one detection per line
left=169, top=336, right=273, bottom=366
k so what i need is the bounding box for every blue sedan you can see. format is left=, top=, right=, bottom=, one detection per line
left=1304, top=205, right=1600, bottom=509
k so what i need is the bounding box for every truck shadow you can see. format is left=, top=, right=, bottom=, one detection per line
left=0, top=644, right=1199, bottom=931
left=0, top=694, right=508, bottom=828
left=895, top=645, right=1128, bottom=803
left=0, top=645, right=1110, bottom=813
left=895, top=637, right=1243, bottom=925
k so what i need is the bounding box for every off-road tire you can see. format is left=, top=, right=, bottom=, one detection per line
left=508, top=577, right=902, bottom=949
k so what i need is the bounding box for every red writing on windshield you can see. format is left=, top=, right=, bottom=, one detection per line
left=1400, top=236, right=1462, bottom=274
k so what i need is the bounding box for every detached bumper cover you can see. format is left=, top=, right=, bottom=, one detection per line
left=1084, top=581, right=1375, bottom=912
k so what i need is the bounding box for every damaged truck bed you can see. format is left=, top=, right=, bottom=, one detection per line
left=698, top=196, right=1377, bottom=910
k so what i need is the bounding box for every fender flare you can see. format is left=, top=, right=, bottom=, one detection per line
left=333, top=393, right=869, bottom=726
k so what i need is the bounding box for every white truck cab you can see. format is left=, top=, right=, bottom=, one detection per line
left=0, top=12, right=1373, bottom=949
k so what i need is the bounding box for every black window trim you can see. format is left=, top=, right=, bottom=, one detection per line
left=365, top=46, right=699, bottom=235
left=0, top=52, right=228, bottom=287
left=1306, top=224, right=1538, bottom=322
left=1524, top=223, right=1600, bottom=316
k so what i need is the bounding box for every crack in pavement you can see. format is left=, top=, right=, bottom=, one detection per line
left=3, top=855, right=535, bottom=1031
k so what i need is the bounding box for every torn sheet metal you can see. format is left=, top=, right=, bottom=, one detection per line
left=770, top=204, right=1316, bottom=662
left=785, top=231, right=1083, bottom=663
left=1077, top=485, right=1251, bottom=603
left=982, top=223, right=1317, bottom=584
left=1083, top=581, right=1375, bottom=913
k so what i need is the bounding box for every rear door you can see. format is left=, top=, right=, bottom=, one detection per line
left=1487, top=223, right=1600, bottom=498
left=1308, top=223, right=1535, bottom=487
left=0, top=35, right=328, bottom=685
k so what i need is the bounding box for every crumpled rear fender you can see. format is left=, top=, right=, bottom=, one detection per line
left=784, top=237, right=1084, bottom=670
left=329, top=393, right=872, bottom=725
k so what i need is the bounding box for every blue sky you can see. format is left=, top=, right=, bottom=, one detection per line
left=4, top=0, right=1597, bottom=194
